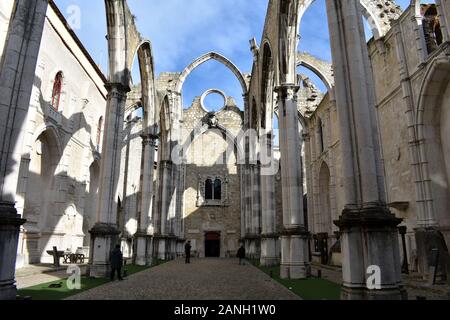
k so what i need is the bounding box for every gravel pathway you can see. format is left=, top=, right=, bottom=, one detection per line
left=67, top=258, right=300, bottom=300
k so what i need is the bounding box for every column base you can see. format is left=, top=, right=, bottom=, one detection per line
left=153, top=235, right=176, bottom=261
left=176, top=239, right=186, bottom=259
left=260, top=235, right=279, bottom=267
left=135, top=233, right=153, bottom=266
left=0, top=202, right=26, bottom=300
left=341, top=285, right=408, bottom=300
left=335, top=205, right=405, bottom=300
left=244, top=234, right=260, bottom=260
left=280, top=228, right=311, bottom=280
left=88, top=223, right=120, bottom=278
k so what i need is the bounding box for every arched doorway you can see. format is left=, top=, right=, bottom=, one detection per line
left=205, top=231, right=221, bottom=257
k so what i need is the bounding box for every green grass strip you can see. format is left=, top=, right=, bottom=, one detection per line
left=255, top=262, right=342, bottom=300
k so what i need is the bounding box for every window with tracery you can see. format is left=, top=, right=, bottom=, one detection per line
left=197, top=175, right=228, bottom=206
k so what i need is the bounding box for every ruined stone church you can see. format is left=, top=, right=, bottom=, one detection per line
left=0, top=0, right=449, bottom=300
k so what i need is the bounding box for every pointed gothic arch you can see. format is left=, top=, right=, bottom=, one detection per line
left=175, top=52, right=248, bottom=95
left=296, top=52, right=334, bottom=91
left=297, top=0, right=402, bottom=40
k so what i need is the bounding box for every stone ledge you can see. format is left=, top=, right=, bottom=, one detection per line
left=334, top=205, right=402, bottom=230
left=89, top=223, right=120, bottom=236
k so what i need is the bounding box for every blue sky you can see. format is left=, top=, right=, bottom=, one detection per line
left=54, top=0, right=415, bottom=110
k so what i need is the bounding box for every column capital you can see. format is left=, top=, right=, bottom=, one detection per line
left=141, top=133, right=159, bottom=146
left=274, top=83, right=300, bottom=100
left=160, top=160, right=173, bottom=169
left=302, top=131, right=310, bottom=141
left=167, top=90, right=182, bottom=98
left=105, top=82, right=131, bottom=99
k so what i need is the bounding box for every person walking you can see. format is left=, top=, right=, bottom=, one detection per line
left=237, top=244, right=246, bottom=265
left=110, top=244, right=124, bottom=281
left=185, top=241, right=192, bottom=264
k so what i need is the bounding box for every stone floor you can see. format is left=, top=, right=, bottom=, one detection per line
left=67, top=258, right=300, bottom=300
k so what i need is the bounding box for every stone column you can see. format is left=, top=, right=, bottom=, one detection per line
left=135, top=133, right=158, bottom=266
left=89, top=83, right=129, bottom=277
left=275, top=84, right=310, bottom=280
left=436, top=0, right=449, bottom=42
left=326, top=0, right=404, bottom=299
left=260, top=133, right=279, bottom=266
left=248, top=163, right=261, bottom=259
left=155, top=160, right=173, bottom=260
left=0, top=0, right=48, bottom=300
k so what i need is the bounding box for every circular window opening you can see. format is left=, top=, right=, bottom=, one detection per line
left=201, top=90, right=226, bottom=112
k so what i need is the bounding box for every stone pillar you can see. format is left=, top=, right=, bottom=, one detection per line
left=436, top=0, right=449, bottom=42
left=275, top=84, right=310, bottom=280
left=260, top=133, right=279, bottom=266
left=248, top=163, right=261, bottom=259
left=326, top=0, right=404, bottom=299
left=154, top=160, right=173, bottom=260
left=89, top=83, right=129, bottom=278
left=0, top=0, right=48, bottom=300
left=135, top=134, right=158, bottom=266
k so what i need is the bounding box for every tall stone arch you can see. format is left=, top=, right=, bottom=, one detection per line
left=89, top=0, right=159, bottom=274
left=298, top=0, right=402, bottom=40
left=175, top=52, right=248, bottom=95
left=415, top=56, right=450, bottom=227
left=413, top=55, right=450, bottom=280
left=296, top=52, right=334, bottom=91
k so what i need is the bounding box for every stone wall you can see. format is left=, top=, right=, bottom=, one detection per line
left=306, top=4, right=450, bottom=273
left=12, top=3, right=107, bottom=267
left=181, top=97, right=243, bottom=258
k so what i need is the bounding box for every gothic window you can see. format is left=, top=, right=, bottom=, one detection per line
left=214, top=179, right=222, bottom=200
left=205, top=179, right=213, bottom=200
left=51, top=71, right=63, bottom=111
left=318, top=117, right=324, bottom=153
left=205, top=178, right=222, bottom=201
left=96, top=116, right=103, bottom=148
left=197, top=176, right=228, bottom=206
left=422, top=4, right=443, bottom=54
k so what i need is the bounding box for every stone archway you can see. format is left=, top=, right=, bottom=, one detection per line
left=175, top=52, right=248, bottom=95
left=296, top=52, right=334, bottom=91
left=297, top=0, right=402, bottom=40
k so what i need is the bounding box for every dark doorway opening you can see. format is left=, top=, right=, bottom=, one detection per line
left=205, top=232, right=221, bottom=257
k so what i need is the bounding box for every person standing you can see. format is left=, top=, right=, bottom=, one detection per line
left=237, top=244, right=246, bottom=265
left=185, top=241, right=192, bottom=264
left=110, top=244, right=123, bottom=281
